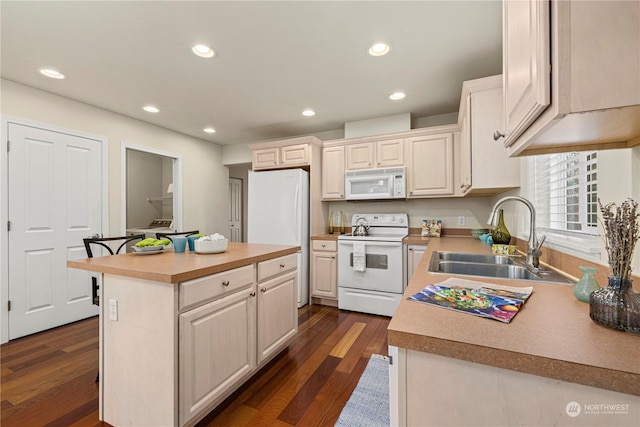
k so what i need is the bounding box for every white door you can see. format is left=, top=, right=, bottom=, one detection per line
left=228, top=177, right=242, bottom=242
left=8, top=123, right=101, bottom=339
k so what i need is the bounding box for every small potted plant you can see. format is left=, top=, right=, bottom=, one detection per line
left=590, top=198, right=640, bottom=333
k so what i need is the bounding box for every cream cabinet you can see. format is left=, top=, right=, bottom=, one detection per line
left=376, top=139, right=405, bottom=167
left=459, top=75, right=520, bottom=196
left=252, top=143, right=309, bottom=170
left=257, top=256, right=298, bottom=364
left=499, top=0, right=640, bottom=155
left=345, top=142, right=375, bottom=170
left=345, top=139, right=405, bottom=171
left=311, top=240, right=337, bottom=300
left=405, top=244, right=426, bottom=286
left=179, top=286, right=256, bottom=424
left=322, top=145, right=345, bottom=199
left=406, top=133, right=455, bottom=197
left=501, top=0, right=550, bottom=149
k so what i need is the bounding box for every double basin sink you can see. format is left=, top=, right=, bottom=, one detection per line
left=428, top=251, right=573, bottom=284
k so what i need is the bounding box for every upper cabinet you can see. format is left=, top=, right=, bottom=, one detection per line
left=407, top=132, right=455, bottom=197
left=497, top=0, right=640, bottom=155
left=251, top=141, right=310, bottom=170
left=321, top=145, right=345, bottom=199
left=459, top=75, right=520, bottom=196
left=344, top=138, right=405, bottom=171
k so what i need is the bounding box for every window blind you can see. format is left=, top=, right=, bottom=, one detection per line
left=534, top=152, right=598, bottom=234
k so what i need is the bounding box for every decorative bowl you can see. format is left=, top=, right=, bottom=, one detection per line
left=195, top=238, right=228, bottom=254
left=132, top=245, right=165, bottom=253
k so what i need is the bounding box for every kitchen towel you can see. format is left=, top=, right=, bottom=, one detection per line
left=353, top=241, right=366, bottom=272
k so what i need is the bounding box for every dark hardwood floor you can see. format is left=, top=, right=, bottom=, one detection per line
left=1, top=304, right=390, bottom=426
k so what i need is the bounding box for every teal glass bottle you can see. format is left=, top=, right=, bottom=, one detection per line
left=573, top=266, right=600, bottom=303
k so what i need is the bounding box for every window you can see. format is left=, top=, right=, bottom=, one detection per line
left=534, top=152, right=598, bottom=235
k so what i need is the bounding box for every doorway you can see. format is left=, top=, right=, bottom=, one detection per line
left=3, top=119, right=106, bottom=340
left=121, top=144, right=182, bottom=236
left=229, top=178, right=243, bottom=242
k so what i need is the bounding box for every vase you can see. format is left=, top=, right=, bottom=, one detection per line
left=491, top=209, right=511, bottom=245
left=590, top=277, right=640, bottom=333
left=573, top=266, right=600, bottom=303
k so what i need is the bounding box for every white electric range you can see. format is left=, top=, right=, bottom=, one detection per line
left=337, top=213, right=408, bottom=317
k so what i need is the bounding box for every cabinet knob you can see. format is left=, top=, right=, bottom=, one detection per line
left=260, top=287, right=267, bottom=293
left=493, top=130, right=505, bottom=141
left=280, top=263, right=285, bottom=268
left=322, top=243, right=326, bottom=248
left=409, top=248, right=413, bottom=251
left=250, top=291, right=256, bottom=297
left=222, top=280, right=230, bottom=287
left=331, top=256, right=336, bottom=259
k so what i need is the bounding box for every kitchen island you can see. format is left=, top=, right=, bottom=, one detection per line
left=389, top=237, right=640, bottom=426
left=68, top=242, right=300, bottom=427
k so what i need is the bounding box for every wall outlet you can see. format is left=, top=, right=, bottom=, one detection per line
left=458, top=216, right=466, bottom=226
left=109, top=299, right=118, bottom=321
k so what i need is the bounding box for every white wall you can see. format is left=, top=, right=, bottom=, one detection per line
left=326, top=197, right=494, bottom=231
left=0, top=79, right=228, bottom=236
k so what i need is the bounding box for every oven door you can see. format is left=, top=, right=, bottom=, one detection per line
left=338, top=240, right=404, bottom=293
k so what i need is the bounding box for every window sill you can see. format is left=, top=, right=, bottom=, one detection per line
left=535, top=229, right=602, bottom=263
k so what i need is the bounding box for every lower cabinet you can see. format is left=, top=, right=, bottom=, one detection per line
left=405, top=244, right=427, bottom=284
left=257, top=270, right=298, bottom=363
left=311, top=239, right=338, bottom=300
left=179, top=254, right=298, bottom=425
left=179, top=286, right=257, bottom=424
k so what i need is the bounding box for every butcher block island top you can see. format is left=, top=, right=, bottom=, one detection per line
left=67, top=242, right=300, bottom=283
left=389, top=237, right=640, bottom=396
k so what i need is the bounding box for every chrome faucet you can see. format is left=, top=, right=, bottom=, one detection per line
left=487, top=196, right=545, bottom=270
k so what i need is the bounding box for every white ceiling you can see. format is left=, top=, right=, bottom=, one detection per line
left=1, top=1, right=503, bottom=146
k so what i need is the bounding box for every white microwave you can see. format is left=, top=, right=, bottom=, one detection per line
left=345, top=167, right=406, bottom=200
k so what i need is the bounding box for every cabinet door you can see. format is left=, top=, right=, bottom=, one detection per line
left=180, top=287, right=256, bottom=425
left=346, top=142, right=375, bottom=170
left=407, top=133, right=454, bottom=197
left=376, top=139, right=405, bottom=168
left=280, top=144, right=309, bottom=166
left=322, top=146, right=345, bottom=199
left=311, top=251, right=337, bottom=299
left=502, top=0, right=550, bottom=147
left=459, top=99, right=472, bottom=193
left=252, top=147, right=279, bottom=170
left=257, top=270, right=297, bottom=364
left=406, top=245, right=426, bottom=283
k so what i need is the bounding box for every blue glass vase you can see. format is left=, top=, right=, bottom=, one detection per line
left=573, top=266, right=600, bottom=303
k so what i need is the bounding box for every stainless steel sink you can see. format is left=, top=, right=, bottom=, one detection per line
left=428, top=251, right=573, bottom=284
left=434, top=261, right=541, bottom=280
left=435, top=252, right=517, bottom=265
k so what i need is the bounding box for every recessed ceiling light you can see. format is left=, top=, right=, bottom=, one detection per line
left=302, top=109, right=316, bottom=117
left=368, top=43, right=391, bottom=56
left=143, top=105, right=160, bottom=113
left=39, top=68, right=66, bottom=79
left=389, top=92, right=406, bottom=100
left=191, top=44, right=215, bottom=58
left=203, top=127, right=216, bottom=134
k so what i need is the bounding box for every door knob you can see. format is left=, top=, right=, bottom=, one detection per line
left=493, top=130, right=505, bottom=141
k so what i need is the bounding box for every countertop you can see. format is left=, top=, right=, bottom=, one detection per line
left=67, top=242, right=300, bottom=283
left=388, top=236, right=640, bottom=396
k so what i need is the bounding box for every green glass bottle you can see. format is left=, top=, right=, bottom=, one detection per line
left=491, top=209, right=511, bottom=244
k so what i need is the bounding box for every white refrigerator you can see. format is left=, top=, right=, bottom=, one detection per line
left=248, top=169, right=309, bottom=307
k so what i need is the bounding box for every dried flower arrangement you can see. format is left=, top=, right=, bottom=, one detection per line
left=599, top=198, right=639, bottom=281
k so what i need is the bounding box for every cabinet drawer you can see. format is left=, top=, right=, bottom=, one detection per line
left=180, top=264, right=255, bottom=310
left=258, top=253, right=298, bottom=282
left=312, top=240, right=337, bottom=252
